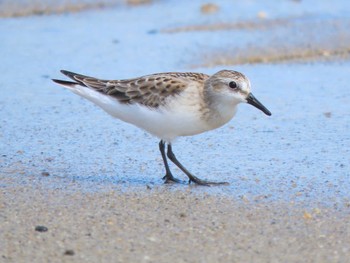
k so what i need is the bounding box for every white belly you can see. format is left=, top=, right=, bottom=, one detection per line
left=71, top=86, right=210, bottom=142
left=70, top=84, right=237, bottom=142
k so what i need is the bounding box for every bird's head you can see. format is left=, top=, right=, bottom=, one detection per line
left=207, top=70, right=271, bottom=116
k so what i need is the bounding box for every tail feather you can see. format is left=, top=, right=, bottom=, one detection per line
left=52, top=79, right=83, bottom=87
left=52, top=70, right=90, bottom=88
left=60, top=70, right=91, bottom=82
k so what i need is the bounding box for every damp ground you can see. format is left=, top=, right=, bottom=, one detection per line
left=1, top=1, right=350, bottom=262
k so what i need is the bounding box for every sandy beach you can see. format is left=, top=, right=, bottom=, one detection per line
left=2, top=185, right=350, bottom=263
left=1, top=0, right=350, bottom=262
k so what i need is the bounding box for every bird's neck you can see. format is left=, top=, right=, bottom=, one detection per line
left=202, top=87, right=239, bottom=129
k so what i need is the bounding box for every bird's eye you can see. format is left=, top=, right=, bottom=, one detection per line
left=229, top=81, right=238, bottom=89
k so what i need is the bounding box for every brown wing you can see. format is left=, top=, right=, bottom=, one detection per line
left=59, top=70, right=209, bottom=108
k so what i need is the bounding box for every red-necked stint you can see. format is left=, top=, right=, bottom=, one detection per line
left=53, top=70, right=271, bottom=185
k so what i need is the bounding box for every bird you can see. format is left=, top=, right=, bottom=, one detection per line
left=52, top=69, right=271, bottom=186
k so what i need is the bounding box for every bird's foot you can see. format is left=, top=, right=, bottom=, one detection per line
left=188, top=175, right=229, bottom=186
left=162, top=174, right=185, bottom=184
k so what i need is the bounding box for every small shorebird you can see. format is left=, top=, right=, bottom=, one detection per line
left=52, top=70, right=271, bottom=185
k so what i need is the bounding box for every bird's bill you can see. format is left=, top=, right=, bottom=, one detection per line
left=246, top=93, right=272, bottom=116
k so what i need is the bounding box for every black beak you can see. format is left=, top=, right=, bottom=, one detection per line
left=246, top=93, right=271, bottom=116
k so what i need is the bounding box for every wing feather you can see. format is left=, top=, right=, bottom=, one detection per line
left=58, top=70, right=209, bottom=108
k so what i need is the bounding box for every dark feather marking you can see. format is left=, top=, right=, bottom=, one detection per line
left=107, top=89, right=130, bottom=102
left=55, top=70, right=211, bottom=108
left=160, top=89, right=168, bottom=95
left=127, top=90, right=140, bottom=96
left=52, top=79, right=84, bottom=86
left=139, top=85, right=148, bottom=90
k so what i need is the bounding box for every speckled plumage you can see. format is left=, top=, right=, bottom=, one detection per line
left=60, top=70, right=209, bottom=108
left=53, top=69, right=270, bottom=141
left=52, top=69, right=271, bottom=185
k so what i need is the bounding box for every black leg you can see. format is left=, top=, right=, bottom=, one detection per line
left=159, top=140, right=183, bottom=184
left=166, top=143, right=229, bottom=186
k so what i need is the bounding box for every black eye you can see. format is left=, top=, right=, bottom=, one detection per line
left=229, top=81, right=238, bottom=89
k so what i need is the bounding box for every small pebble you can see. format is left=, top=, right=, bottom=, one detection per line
left=64, top=249, right=75, bottom=256
left=257, top=11, right=267, bottom=19
left=303, top=212, right=312, bottom=220
left=200, top=3, right=220, bottom=14
left=323, top=112, right=332, bottom=118
left=127, top=0, right=152, bottom=6
left=179, top=213, right=186, bottom=218
left=41, top=171, right=50, bottom=176
left=35, top=226, right=48, bottom=232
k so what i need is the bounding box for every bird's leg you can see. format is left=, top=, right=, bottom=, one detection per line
left=159, top=140, right=184, bottom=184
left=166, top=143, right=229, bottom=186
